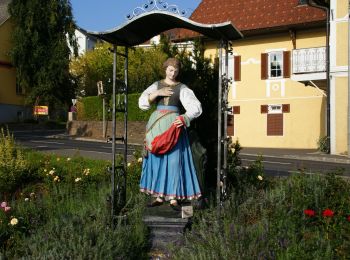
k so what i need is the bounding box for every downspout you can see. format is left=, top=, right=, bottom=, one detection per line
left=348, top=0, right=350, bottom=157
left=307, top=0, right=331, bottom=153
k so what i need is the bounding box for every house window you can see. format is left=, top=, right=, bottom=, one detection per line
left=221, top=52, right=241, bottom=81
left=261, top=51, right=290, bottom=80
left=269, top=52, right=283, bottom=78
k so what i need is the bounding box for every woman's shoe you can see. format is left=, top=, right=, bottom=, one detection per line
left=169, top=200, right=181, bottom=211
left=147, top=199, right=164, bottom=207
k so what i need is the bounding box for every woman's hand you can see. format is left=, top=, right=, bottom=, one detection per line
left=148, top=87, right=173, bottom=104
left=156, top=87, right=173, bottom=97
left=174, top=116, right=184, bottom=128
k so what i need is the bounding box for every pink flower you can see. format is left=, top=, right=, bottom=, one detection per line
left=304, top=209, right=316, bottom=217
left=4, top=206, right=11, bottom=212
left=322, top=209, right=334, bottom=217
left=1, top=202, right=7, bottom=208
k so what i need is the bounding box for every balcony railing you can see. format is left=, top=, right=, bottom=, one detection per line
left=292, top=47, right=326, bottom=74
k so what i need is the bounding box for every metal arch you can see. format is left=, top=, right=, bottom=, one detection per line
left=126, top=0, right=187, bottom=20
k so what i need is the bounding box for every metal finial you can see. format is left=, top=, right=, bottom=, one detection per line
left=126, top=0, right=188, bottom=20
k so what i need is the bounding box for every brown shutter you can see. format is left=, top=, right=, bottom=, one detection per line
left=234, top=55, right=241, bottom=81
left=283, top=51, right=291, bottom=78
left=233, top=106, right=240, bottom=114
left=261, top=105, right=268, bottom=114
left=282, top=104, right=290, bottom=113
left=227, top=115, right=234, bottom=136
left=261, top=53, right=268, bottom=80
left=267, top=114, right=283, bottom=136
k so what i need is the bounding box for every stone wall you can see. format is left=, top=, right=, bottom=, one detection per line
left=66, top=121, right=146, bottom=145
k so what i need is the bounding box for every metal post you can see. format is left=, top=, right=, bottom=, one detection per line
left=223, top=41, right=229, bottom=197
left=217, top=41, right=223, bottom=211
left=103, top=97, right=106, bottom=138
left=122, top=46, right=128, bottom=206
left=111, top=44, right=117, bottom=222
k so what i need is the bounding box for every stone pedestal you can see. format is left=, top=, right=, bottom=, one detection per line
left=143, top=204, right=193, bottom=252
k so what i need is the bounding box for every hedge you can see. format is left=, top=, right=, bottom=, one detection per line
left=76, top=94, right=155, bottom=121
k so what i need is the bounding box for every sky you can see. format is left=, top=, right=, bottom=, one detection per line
left=70, top=0, right=202, bottom=32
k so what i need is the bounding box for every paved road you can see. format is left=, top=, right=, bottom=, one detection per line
left=12, top=129, right=350, bottom=176
left=241, top=153, right=350, bottom=176
left=13, top=130, right=138, bottom=161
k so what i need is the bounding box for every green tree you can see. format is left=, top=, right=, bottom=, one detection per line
left=9, top=0, right=77, bottom=115
left=70, top=42, right=167, bottom=95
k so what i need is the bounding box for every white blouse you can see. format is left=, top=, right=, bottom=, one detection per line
left=138, top=82, right=202, bottom=121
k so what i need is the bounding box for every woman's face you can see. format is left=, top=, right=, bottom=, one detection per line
left=165, top=65, right=179, bottom=81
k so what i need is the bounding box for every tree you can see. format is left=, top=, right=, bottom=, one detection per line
left=9, top=0, right=77, bottom=116
left=70, top=42, right=167, bottom=95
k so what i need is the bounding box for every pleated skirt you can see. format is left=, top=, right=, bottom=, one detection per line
left=140, top=105, right=202, bottom=200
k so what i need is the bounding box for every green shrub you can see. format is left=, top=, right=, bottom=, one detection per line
left=318, top=136, right=330, bottom=153
left=171, top=172, right=350, bottom=259
left=2, top=183, right=148, bottom=259
left=77, top=94, right=155, bottom=121
left=0, top=129, right=40, bottom=196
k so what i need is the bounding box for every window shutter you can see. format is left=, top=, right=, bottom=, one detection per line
left=227, top=115, right=234, bottom=136
left=233, top=106, right=240, bottom=114
left=261, top=53, right=268, bottom=80
left=234, top=56, right=241, bottom=81
left=267, top=114, right=283, bottom=136
left=282, top=104, right=290, bottom=113
left=283, top=51, right=291, bottom=78
left=261, top=105, right=268, bottom=114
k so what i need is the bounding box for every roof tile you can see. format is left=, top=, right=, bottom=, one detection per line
left=175, top=0, right=325, bottom=39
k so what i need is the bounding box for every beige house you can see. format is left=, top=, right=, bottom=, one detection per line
left=175, top=0, right=349, bottom=154
left=0, top=0, right=27, bottom=122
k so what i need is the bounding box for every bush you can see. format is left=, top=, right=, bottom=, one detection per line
left=0, top=129, right=39, bottom=197
left=76, top=93, right=155, bottom=121
left=2, top=183, right=148, bottom=259
left=171, top=172, right=350, bottom=259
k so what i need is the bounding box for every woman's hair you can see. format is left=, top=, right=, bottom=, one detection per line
left=162, top=58, right=181, bottom=70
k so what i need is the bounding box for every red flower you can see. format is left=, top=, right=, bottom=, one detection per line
left=346, top=216, right=350, bottom=222
left=304, top=209, right=316, bottom=217
left=322, top=209, right=334, bottom=217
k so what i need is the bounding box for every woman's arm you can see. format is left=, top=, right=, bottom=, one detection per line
left=177, top=85, right=202, bottom=127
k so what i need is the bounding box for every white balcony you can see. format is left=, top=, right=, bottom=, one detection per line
left=291, top=47, right=326, bottom=83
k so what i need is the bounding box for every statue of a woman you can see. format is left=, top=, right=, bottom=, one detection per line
left=138, top=58, right=202, bottom=209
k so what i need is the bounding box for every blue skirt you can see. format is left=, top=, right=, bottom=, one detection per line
left=140, top=107, right=202, bottom=200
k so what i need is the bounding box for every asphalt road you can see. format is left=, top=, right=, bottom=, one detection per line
left=240, top=154, right=350, bottom=176
left=11, top=129, right=350, bottom=176
left=13, top=129, right=138, bottom=161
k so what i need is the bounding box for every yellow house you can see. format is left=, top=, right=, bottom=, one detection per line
left=330, top=0, right=349, bottom=154
left=175, top=0, right=348, bottom=152
left=0, top=0, right=27, bottom=122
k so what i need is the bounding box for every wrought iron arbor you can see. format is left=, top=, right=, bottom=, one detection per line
left=87, top=3, right=242, bottom=221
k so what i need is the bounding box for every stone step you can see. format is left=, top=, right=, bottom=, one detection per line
left=143, top=204, right=192, bottom=252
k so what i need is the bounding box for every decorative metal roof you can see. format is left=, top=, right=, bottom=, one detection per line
left=87, top=10, right=243, bottom=46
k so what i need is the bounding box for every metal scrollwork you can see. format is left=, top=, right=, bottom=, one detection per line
left=126, top=0, right=187, bottom=20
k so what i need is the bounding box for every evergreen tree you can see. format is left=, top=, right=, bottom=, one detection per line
left=8, top=0, right=77, bottom=116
